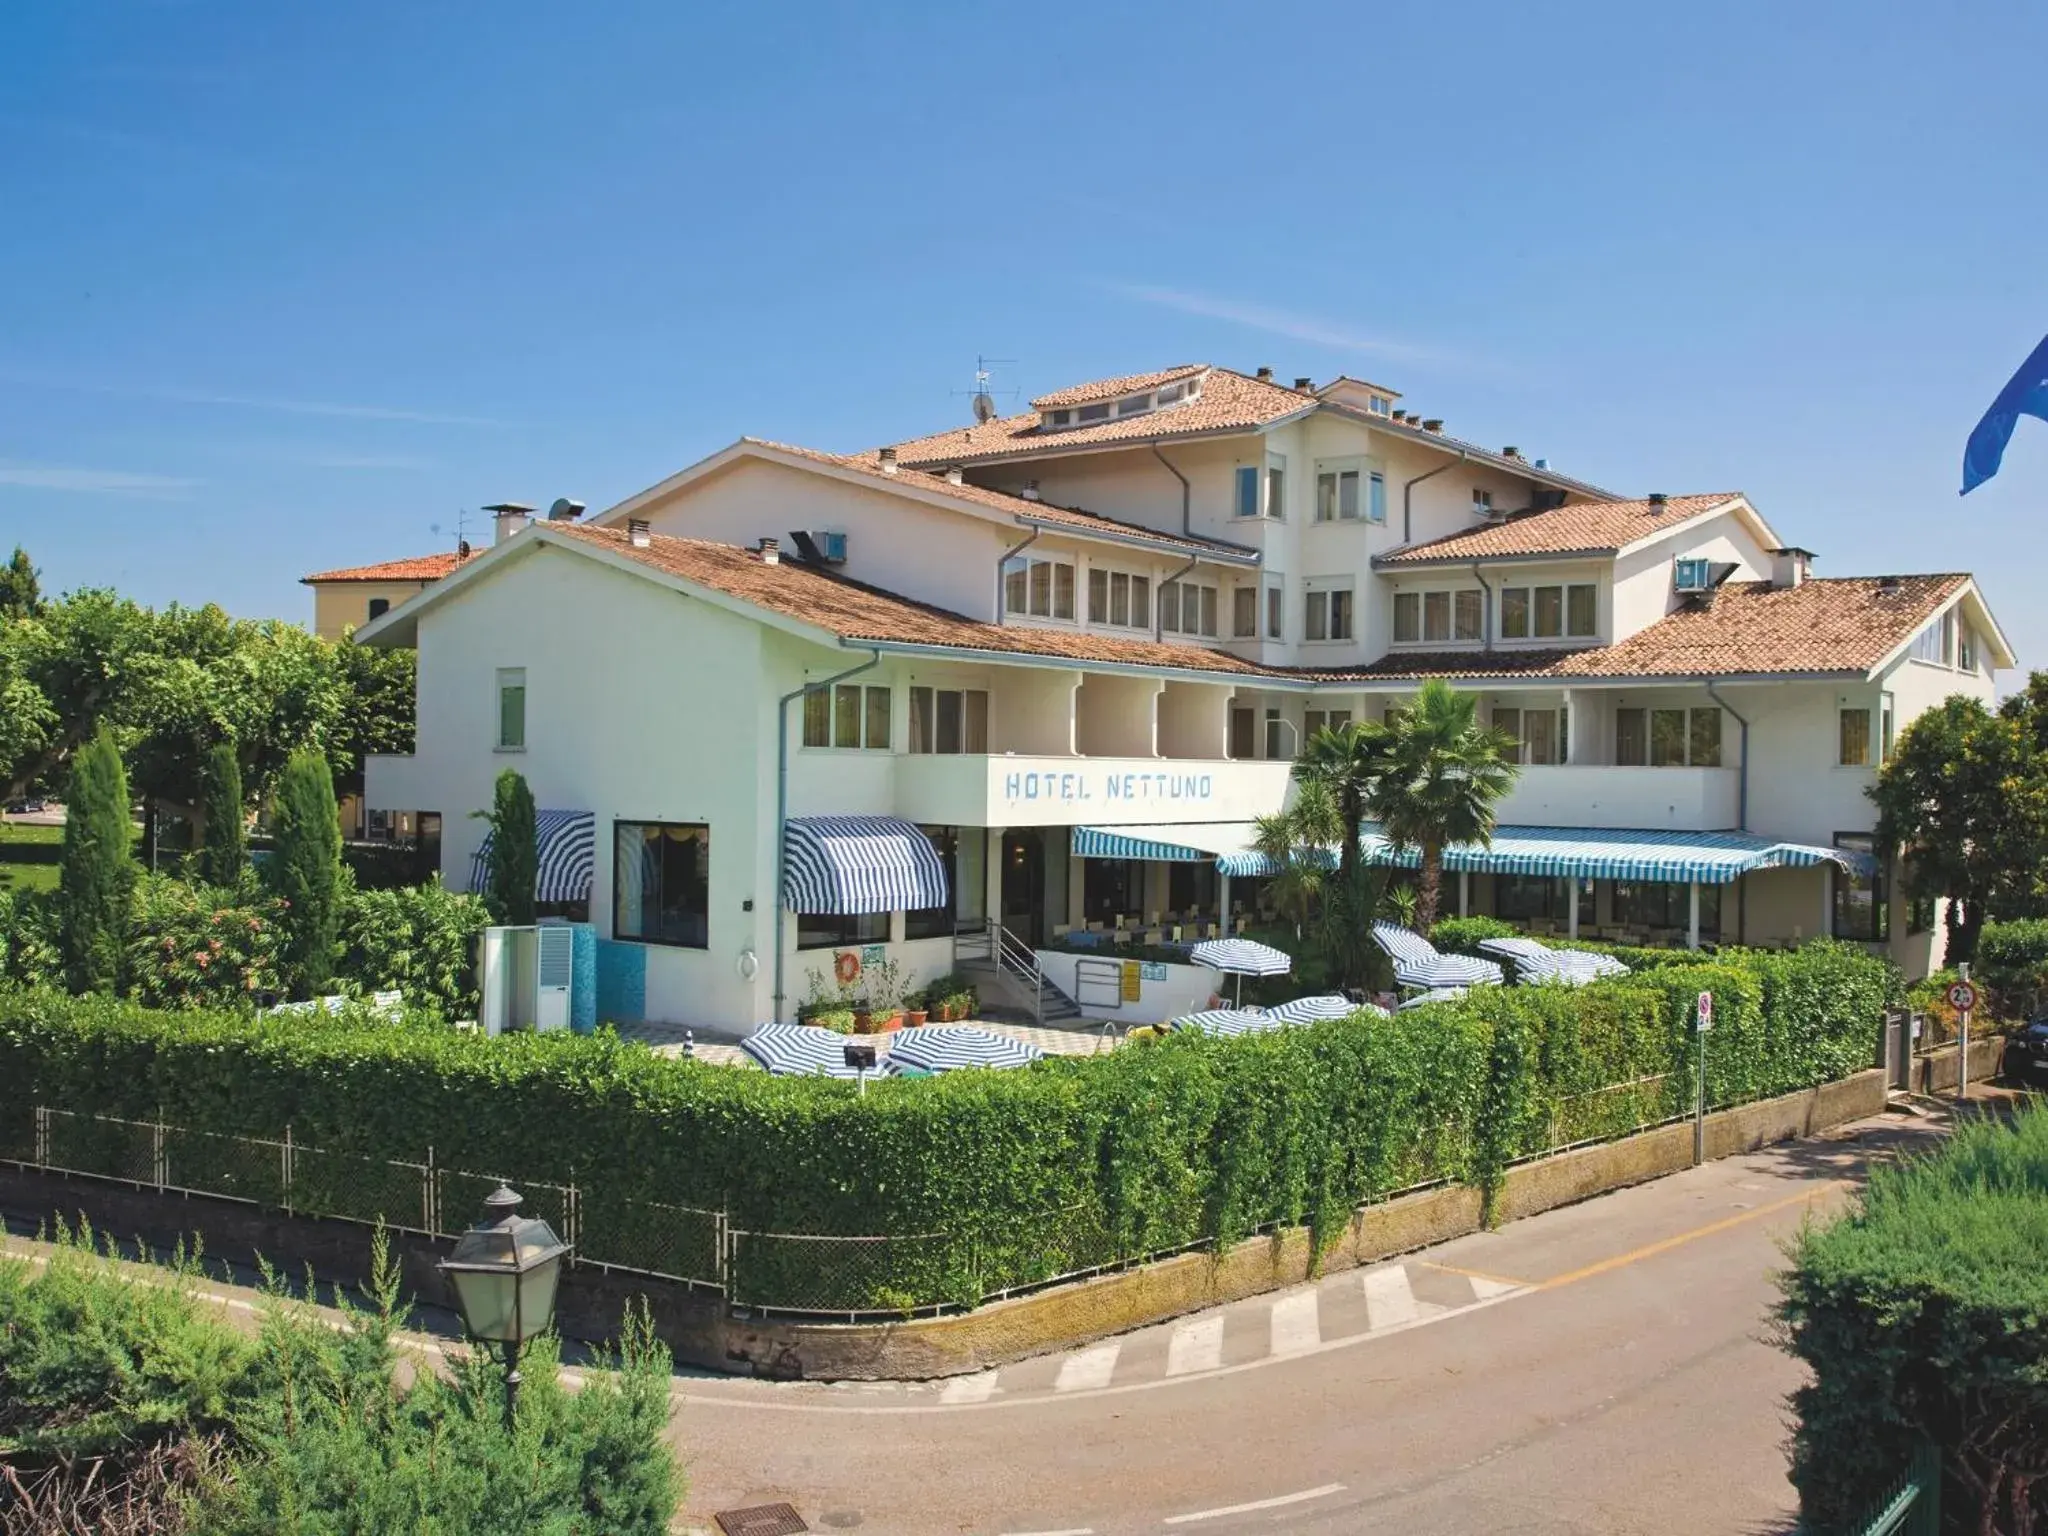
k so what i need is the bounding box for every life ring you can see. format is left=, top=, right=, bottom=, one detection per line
left=833, top=949, right=862, bottom=986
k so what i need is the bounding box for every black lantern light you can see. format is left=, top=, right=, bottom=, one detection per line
left=437, top=1184, right=571, bottom=1429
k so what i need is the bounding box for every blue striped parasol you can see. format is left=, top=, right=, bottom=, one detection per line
left=887, top=1026, right=1042, bottom=1073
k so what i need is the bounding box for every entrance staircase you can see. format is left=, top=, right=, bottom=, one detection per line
left=953, top=923, right=1082, bottom=1026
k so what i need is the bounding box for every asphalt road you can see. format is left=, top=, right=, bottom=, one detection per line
left=672, top=1113, right=1945, bottom=1536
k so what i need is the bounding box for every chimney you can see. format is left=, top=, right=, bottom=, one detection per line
left=483, top=502, right=535, bottom=545
left=546, top=497, right=585, bottom=522
left=1392, top=409, right=1409, bottom=422
left=628, top=517, right=651, bottom=549
left=944, top=466, right=964, bottom=486
left=1021, top=479, right=1042, bottom=502
left=879, top=446, right=900, bottom=475
left=1647, top=492, right=1669, bottom=513
left=1770, top=546, right=1812, bottom=589
left=1422, top=418, right=1445, bottom=433
left=1876, top=574, right=1903, bottom=597
left=1502, top=446, right=1521, bottom=459
left=1293, top=376, right=1313, bottom=390
left=757, top=536, right=780, bottom=566
left=1255, top=366, right=1274, bottom=381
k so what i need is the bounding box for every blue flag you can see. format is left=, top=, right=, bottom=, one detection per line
left=1962, top=330, right=2048, bottom=494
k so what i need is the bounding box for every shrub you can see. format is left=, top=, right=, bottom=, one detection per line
left=0, top=885, right=63, bottom=989
left=1779, top=1106, right=2048, bottom=1534
left=127, top=874, right=287, bottom=1010
left=1429, top=915, right=1519, bottom=955
left=57, top=726, right=136, bottom=993
left=196, top=741, right=247, bottom=888
left=1974, top=918, right=2048, bottom=1017
left=268, top=748, right=342, bottom=996
left=482, top=767, right=538, bottom=926
left=336, top=881, right=491, bottom=1017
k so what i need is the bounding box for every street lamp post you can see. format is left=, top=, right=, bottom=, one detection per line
left=437, top=1184, right=571, bottom=1431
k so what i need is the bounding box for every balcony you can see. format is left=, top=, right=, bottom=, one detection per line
left=1495, top=765, right=1739, bottom=831
left=893, top=754, right=1296, bottom=829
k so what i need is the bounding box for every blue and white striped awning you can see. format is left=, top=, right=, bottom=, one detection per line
left=1188, top=937, right=1293, bottom=976
left=1072, top=823, right=1266, bottom=870
left=1171, top=1008, right=1284, bottom=1038
left=741, top=1023, right=897, bottom=1079
left=887, top=1025, right=1042, bottom=1073
left=1358, top=824, right=1874, bottom=885
left=468, top=810, right=595, bottom=904
left=782, top=816, right=949, bottom=916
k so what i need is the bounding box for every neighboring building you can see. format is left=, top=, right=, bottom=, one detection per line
left=354, top=362, right=2014, bottom=1029
left=302, top=549, right=472, bottom=641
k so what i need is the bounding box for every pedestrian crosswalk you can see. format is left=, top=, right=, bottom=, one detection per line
left=917, top=1258, right=1525, bottom=1406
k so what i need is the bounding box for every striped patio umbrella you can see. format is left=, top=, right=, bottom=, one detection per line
left=887, top=1025, right=1042, bottom=1073
left=1399, top=988, right=1469, bottom=1011
left=1188, top=936, right=1293, bottom=1005
left=1171, top=1008, right=1283, bottom=1038
left=740, top=1023, right=894, bottom=1079
left=1264, top=994, right=1390, bottom=1024
left=1393, top=953, right=1505, bottom=990
left=1479, top=935, right=1630, bottom=981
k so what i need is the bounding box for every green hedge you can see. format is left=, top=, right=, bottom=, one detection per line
left=0, top=942, right=1892, bottom=1312
left=1779, top=1106, right=2048, bottom=1534
left=1428, top=916, right=1519, bottom=955
left=1974, top=918, right=2048, bottom=1017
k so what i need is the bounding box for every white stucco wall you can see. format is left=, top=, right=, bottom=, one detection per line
left=1033, top=950, right=1224, bottom=1025
left=1075, top=674, right=1161, bottom=757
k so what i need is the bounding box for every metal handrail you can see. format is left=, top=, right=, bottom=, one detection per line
left=987, top=921, right=1047, bottom=1024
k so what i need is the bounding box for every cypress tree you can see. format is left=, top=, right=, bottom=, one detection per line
left=57, top=727, right=136, bottom=993
left=196, top=741, right=247, bottom=887
left=484, top=768, right=538, bottom=926
left=270, top=747, right=342, bottom=995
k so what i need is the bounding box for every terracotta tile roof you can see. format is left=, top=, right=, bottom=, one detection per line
left=746, top=438, right=1258, bottom=564
left=882, top=367, right=1316, bottom=468
left=1375, top=495, right=1742, bottom=566
left=301, top=550, right=472, bottom=584
left=1030, top=364, right=1210, bottom=409
left=1296, top=576, right=1973, bottom=683
left=550, top=524, right=1271, bottom=678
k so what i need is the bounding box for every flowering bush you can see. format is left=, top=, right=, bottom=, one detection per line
left=125, top=874, right=286, bottom=1010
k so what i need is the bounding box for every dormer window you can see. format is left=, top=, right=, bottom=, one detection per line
left=1048, top=408, right=1072, bottom=427
left=1077, top=402, right=1111, bottom=423
left=1117, top=395, right=1150, bottom=416
left=1367, top=394, right=1391, bottom=416
left=1157, top=382, right=1186, bottom=405
left=1036, top=373, right=1204, bottom=431
left=1472, top=489, right=1494, bottom=517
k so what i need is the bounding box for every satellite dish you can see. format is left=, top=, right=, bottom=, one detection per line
left=971, top=390, right=997, bottom=424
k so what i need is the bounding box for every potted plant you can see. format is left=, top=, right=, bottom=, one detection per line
left=903, top=987, right=929, bottom=1028
left=854, top=957, right=906, bottom=1033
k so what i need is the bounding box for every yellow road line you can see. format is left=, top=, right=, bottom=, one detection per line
left=1537, top=1180, right=1848, bottom=1292
left=1417, top=1259, right=1534, bottom=1289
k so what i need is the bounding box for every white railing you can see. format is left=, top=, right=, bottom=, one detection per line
left=953, top=921, right=1052, bottom=1024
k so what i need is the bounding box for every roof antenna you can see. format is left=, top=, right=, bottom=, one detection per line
left=956, top=354, right=1018, bottom=424
left=428, top=508, right=474, bottom=557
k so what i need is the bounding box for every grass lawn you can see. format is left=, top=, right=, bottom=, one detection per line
left=0, top=821, right=61, bottom=893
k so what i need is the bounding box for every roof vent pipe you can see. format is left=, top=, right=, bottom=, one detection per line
left=628, top=518, right=651, bottom=549
left=1255, top=366, right=1274, bottom=381
left=1534, top=457, right=1550, bottom=469
left=879, top=447, right=900, bottom=475
left=1293, top=376, right=1313, bottom=390
left=1647, top=492, right=1669, bottom=512
left=546, top=497, right=585, bottom=521
left=944, top=466, right=964, bottom=486
left=1392, top=409, right=1409, bottom=422
left=758, top=537, right=780, bottom=566
left=1502, top=446, right=1521, bottom=459
left=1422, top=418, right=1445, bottom=433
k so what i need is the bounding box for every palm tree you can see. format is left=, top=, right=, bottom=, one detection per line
left=1293, top=719, right=1392, bottom=881
left=1368, top=679, right=1520, bottom=932
left=1250, top=778, right=1341, bottom=943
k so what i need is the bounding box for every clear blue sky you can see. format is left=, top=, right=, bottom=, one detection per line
left=4, top=2, right=2045, bottom=669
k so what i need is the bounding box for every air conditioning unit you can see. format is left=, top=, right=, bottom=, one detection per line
left=478, top=923, right=585, bottom=1035
left=534, top=923, right=573, bottom=1032
left=1674, top=558, right=1712, bottom=592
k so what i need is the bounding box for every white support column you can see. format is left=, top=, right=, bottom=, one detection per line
left=1688, top=881, right=1702, bottom=950
left=1458, top=870, right=1470, bottom=918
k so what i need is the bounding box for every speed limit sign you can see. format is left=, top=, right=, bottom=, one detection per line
left=1947, top=979, right=1979, bottom=1014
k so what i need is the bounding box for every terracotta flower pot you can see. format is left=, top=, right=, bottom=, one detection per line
left=906, top=1009, right=929, bottom=1027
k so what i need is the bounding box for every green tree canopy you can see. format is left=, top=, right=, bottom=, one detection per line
left=1294, top=718, right=1392, bottom=882
left=1368, top=680, right=1520, bottom=932
left=0, top=545, right=41, bottom=619
left=268, top=748, right=343, bottom=995
left=57, top=726, right=136, bottom=992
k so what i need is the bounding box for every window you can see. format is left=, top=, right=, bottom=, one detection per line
left=1958, top=624, right=1978, bottom=671
left=1304, top=582, right=1354, bottom=642
left=1940, top=611, right=1956, bottom=664
left=1614, top=880, right=1720, bottom=938
left=1367, top=393, right=1391, bottom=416
left=1496, top=875, right=1576, bottom=923
left=1304, top=708, right=1353, bottom=739
left=1117, top=395, right=1150, bottom=416
left=1003, top=556, right=1076, bottom=620
left=1232, top=585, right=1257, bottom=639
left=1367, top=470, right=1387, bottom=524
left=1534, top=586, right=1564, bottom=638
left=614, top=821, right=710, bottom=948
left=1265, top=577, right=1283, bottom=640
left=1881, top=695, right=1895, bottom=762
left=1314, top=460, right=1364, bottom=522
left=496, top=668, right=526, bottom=750
left=1266, top=455, right=1286, bottom=520
left=1674, top=558, right=1712, bottom=592
left=1049, top=408, right=1072, bottom=427
left=1615, top=706, right=1722, bottom=767
left=1083, top=858, right=1146, bottom=924
left=1228, top=706, right=1256, bottom=759
left=1454, top=589, right=1483, bottom=641
left=1157, top=382, right=1187, bottom=405
left=1235, top=465, right=1260, bottom=518
left=806, top=684, right=891, bottom=749
left=1832, top=833, right=1888, bottom=942
left=1566, top=584, right=1597, bottom=637
left=1500, top=587, right=1529, bottom=638
left=1078, top=402, right=1110, bottom=423
left=1168, top=859, right=1218, bottom=913
left=1393, top=592, right=1420, bottom=643
left=1161, top=580, right=1219, bottom=637
left=366, top=597, right=391, bottom=621
left=1839, top=707, right=1872, bottom=767
left=1087, top=569, right=1151, bottom=630
left=908, top=687, right=988, bottom=754
left=797, top=909, right=890, bottom=951
left=1908, top=617, right=1947, bottom=665
left=1907, top=888, right=1935, bottom=936
left=1472, top=488, right=1494, bottom=516
left=1494, top=707, right=1563, bottom=766
left=1265, top=708, right=1288, bottom=759
left=1423, top=590, right=1450, bottom=642
left=904, top=825, right=960, bottom=940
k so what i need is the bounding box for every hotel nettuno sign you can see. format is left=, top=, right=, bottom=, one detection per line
left=1001, top=769, right=1216, bottom=807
